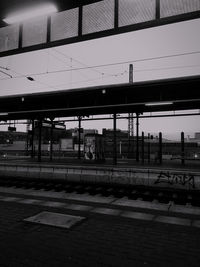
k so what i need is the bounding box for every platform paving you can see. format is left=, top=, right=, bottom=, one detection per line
left=0, top=188, right=200, bottom=266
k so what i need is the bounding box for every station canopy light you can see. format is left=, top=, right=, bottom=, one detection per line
left=3, top=3, right=58, bottom=24
left=145, top=101, right=173, bottom=106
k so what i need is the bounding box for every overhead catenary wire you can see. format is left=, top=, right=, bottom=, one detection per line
left=0, top=50, right=200, bottom=82
left=135, top=64, right=200, bottom=73
left=0, top=70, right=12, bottom=78
left=0, top=66, right=9, bottom=70
left=52, top=48, right=120, bottom=83
left=21, top=50, right=200, bottom=77
left=8, top=68, right=59, bottom=91
left=47, top=48, right=89, bottom=79
left=1, top=62, right=199, bottom=84
left=53, top=48, right=105, bottom=76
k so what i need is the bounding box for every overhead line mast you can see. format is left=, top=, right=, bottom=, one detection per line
left=128, top=64, right=134, bottom=138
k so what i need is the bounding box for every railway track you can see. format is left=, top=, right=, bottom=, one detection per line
left=0, top=177, right=199, bottom=207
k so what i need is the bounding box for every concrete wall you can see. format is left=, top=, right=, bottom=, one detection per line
left=0, top=163, right=199, bottom=190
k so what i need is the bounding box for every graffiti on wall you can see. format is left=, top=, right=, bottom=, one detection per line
left=154, top=171, right=195, bottom=188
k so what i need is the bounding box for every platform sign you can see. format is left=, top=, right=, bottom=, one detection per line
left=42, top=122, right=52, bottom=128
left=34, top=121, right=65, bottom=130
left=54, top=123, right=66, bottom=130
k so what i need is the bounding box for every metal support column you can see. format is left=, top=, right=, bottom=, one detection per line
left=181, top=132, right=185, bottom=165
left=31, top=120, right=35, bottom=158
left=136, top=113, right=139, bottom=162
left=38, top=119, right=42, bottom=162
left=50, top=120, right=53, bottom=161
left=156, top=0, right=160, bottom=20
left=114, top=0, right=119, bottom=29
left=78, top=116, right=81, bottom=160
left=113, top=113, right=117, bottom=165
left=147, top=133, right=150, bottom=163
left=159, top=132, right=162, bottom=164
left=141, top=131, right=144, bottom=164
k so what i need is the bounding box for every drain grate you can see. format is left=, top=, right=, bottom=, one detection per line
left=24, top=211, right=85, bottom=229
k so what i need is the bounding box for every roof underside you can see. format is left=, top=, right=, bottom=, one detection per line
left=0, top=74, right=199, bottom=120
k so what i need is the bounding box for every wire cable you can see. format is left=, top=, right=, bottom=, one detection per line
left=9, top=68, right=58, bottom=91
left=0, top=50, right=200, bottom=81
left=21, top=50, right=200, bottom=77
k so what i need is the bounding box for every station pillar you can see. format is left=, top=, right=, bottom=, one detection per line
left=50, top=119, right=54, bottom=161
left=159, top=132, right=162, bottom=164
left=31, top=120, right=35, bottom=158
left=78, top=116, right=81, bottom=160
left=141, top=131, right=144, bottom=164
left=181, top=132, right=185, bottom=165
left=38, top=119, right=42, bottom=162
left=113, top=113, right=117, bottom=165
left=147, top=133, right=150, bottom=163
left=136, top=113, right=139, bottom=162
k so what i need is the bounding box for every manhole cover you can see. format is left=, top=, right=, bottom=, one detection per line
left=24, top=211, right=85, bottom=229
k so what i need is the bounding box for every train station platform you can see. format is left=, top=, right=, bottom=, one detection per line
left=0, top=157, right=199, bottom=190
left=0, top=184, right=200, bottom=267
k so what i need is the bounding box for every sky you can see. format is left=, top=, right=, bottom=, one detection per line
left=0, top=16, right=200, bottom=137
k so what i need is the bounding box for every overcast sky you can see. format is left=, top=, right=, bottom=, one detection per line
left=0, top=17, right=200, bottom=137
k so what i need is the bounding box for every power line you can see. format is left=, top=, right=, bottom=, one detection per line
left=47, top=49, right=90, bottom=80
left=0, top=70, right=12, bottom=78
left=135, top=64, right=200, bottom=73
left=19, top=50, right=200, bottom=76
left=9, top=68, right=58, bottom=91
left=0, top=50, right=200, bottom=81
left=53, top=48, right=104, bottom=76
left=0, top=66, right=9, bottom=70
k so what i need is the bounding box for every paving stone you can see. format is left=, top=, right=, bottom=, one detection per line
left=121, top=211, right=154, bottom=221
left=91, top=208, right=121, bottom=216
left=18, top=199, right=44, bottom=205
left=191, top=220, right=200, bottom=228
left=66, top=193, right=116, bottom=204
left=171, top=205, right=200, bottom=215
left=1, top=197, right=21, bottom=202
left=154, top=216, right=191, bottom=226
left=113, top=198, right=169, bottom=211
left=41, top=201, right=67, bottom=208
left=65, top=204, right=92, bottom=211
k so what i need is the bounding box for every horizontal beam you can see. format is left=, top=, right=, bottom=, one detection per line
left=0, top=2, right=200, bottom=57
left=0, top=110, right=200, bottom=125
left=0, top=75, right=199, bottom=120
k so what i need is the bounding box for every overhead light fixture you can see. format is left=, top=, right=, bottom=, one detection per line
left=145, top=101, right=173, bottom=106
left=3, top=4, right=58, bottom=24
left=0, top=113, right=8, bottom=116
